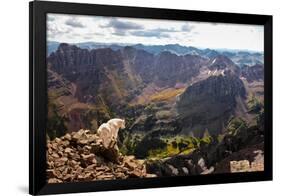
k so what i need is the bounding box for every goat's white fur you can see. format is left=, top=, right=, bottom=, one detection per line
left=97, top=118, right=125, bottom=141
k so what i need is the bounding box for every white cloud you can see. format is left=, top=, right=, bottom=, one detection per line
left=65, top=17, right=85, bottom=28
left=47, top=13, right=264, bottom=52
left=181, top=23, right=194, bottom=31
left=100, top=18, right=144, bottom=30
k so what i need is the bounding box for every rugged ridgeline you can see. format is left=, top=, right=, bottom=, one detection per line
left=47, top=43, right=265, bottom=174
left=48, top=42, right=264, bottom=67
left=48, top=43, right=207, bottom=89
left=47, top=129, right=156, bottom=183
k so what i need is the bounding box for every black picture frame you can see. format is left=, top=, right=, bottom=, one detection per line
left=29, top=1, right=273, bottom=195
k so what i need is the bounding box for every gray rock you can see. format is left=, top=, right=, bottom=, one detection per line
left=201, top=166, right=214, bottom=175
left=197, top=157, right=207, bottom=173
left=167, top=164, right=179, bottom=175
left=182, top=167, right=189, bottom=175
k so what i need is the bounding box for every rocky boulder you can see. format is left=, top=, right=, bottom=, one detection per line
left=47, top=129, right=156, bottom=183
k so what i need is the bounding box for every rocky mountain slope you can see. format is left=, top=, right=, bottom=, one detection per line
left=241, top=63, right=264, bottom=82
left=177, top=74, right=246, bottom=137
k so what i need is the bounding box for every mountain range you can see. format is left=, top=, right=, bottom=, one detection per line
left=48, top=41, right=263, bottom=67
left=47, top=42, right=264, bottom=163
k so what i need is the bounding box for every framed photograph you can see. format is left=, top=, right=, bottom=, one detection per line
left=29, top=1, right=272, bottom=195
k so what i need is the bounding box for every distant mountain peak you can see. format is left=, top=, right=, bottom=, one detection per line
left=48, top=42, right=264, bottom=67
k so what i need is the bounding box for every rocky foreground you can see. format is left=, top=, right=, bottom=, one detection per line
left=47, top=126, right=264, bottom=182
left=47, top=129, right=156, bottom=183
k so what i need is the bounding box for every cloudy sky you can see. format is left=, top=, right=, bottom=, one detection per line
left=47, top=13, right=264, bottom=52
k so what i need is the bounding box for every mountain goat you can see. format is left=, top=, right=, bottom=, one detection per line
left=97, top=118, right=125, bottom=142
